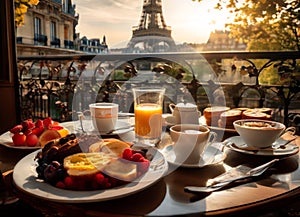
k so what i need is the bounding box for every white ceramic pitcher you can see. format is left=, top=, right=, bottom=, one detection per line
left=169, top=103, right=200, bottom=125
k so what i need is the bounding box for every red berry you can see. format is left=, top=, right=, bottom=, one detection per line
left=10, top=125, right=23, bottom=134
left=51, top=125, right=63, bottom=130
left=43, top=117, right=53, bottom=129
left=105, top=181, right=111, bottom=189
left=122, top=148, right=133, bottom=160
left=12, top=132, right=26, bottom=146
left=95, top=173, right=105, bottom=185
left=138, top=160, right=150, bottom=174
left=26, top=133, right=39, bottom=147
left=55, top=181, right=66, bottom=189
left=131, top=153, right=144, bottom=162
left=21, top=120, right=30, bottom=131
left=23, top=129, right=32, bottom=136
left=64, top=176, right=74, bottom=189
left=27, top=119, right=35, bottom=129
left=32, top=127, right=44, bottom=137
left=35, top=119, right=43, bottom=128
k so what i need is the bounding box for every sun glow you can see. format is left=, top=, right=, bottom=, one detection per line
left=164, top=0, right=234, bottom=43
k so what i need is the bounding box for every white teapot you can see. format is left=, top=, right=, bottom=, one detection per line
left=169, top=103, right=200, bottom=125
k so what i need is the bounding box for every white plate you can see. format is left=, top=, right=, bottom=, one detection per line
left=0, top=131, right=40, bottom=150
left=224, top=136, right=299, bottom=156
left=13, top=148, right=168, bottom=203
left=0, top=124, right=71, bottom=150
left=161, top=144, right=226, bottom=168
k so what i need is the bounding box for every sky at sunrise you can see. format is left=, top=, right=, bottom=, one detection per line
left=72, top=0, right=232, bottom=48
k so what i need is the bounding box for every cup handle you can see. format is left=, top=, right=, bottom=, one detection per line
left=169, top=103, right=176, bottom=113
left=283, top=126, right=296, bottom=136
left=77, top=110, right=91, bottom=133
left=208, top=131, right=218, bottom=144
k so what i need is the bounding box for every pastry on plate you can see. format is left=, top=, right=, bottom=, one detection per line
left=242, top=109, right=272, bottom=120
left=203, top=106, right=230, bottom=126
left=219, top=109, right=242, bottom=129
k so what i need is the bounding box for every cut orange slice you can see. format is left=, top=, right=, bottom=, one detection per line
left=38, top=129, right=61, bottom=147
left=57, top=128, right=69, bottom=137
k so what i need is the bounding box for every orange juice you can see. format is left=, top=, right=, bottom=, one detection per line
left=135, top=103, right=162, bottom=138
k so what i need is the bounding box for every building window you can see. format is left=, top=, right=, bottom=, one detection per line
left=64, top=25, right=69, bottom=40
left=62, top=0, right=69, bottom=13
left=34, top=17, right=41, bottom=35
left=34, top=16, right=47, bottom=46
left=50, top=21, right=56, bottom=41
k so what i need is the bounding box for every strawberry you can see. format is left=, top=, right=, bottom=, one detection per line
left=64, top=176, right=74, bottom=189
left=122, top=148, right=133, bottom=160
left=31, top=127, right=44, bottom=137
left=55, top=181, right=66, bottom=189
left=94, top=173, right=105, bottom=185
left=138, top=159, right=150, bottom=174
left=131, top=153, right=144, bottom=162
left=23, top=129, right=32, bottom=136
left=21, top=120, right=30, bottom=131
left=27, top=119, right=35, bottom=129
left=51, top=125, right=63, bottom=130
left=10, top=125, right=23, bottom=134
left=43, top=117, right=53, bottom=129
left=35, top=119, right=43, bottom=128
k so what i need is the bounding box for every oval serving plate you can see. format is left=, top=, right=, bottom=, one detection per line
left=13, top=148, right=168, bottom=203
left=0, top=131, right=40, bottom=150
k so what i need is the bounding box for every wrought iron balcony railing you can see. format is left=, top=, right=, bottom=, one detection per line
left=17, top=51, right=300, bottom=132
left=34, top=34, right=48, bottom=46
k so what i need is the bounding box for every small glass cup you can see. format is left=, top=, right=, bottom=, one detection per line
left=132, top=87, right=165, bottom=146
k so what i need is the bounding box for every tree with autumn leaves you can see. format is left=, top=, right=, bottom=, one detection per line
left=194, top=0, right=300, bottom=51
left=193, top=0, right=300, bottom=126
left=15, top=0, right=39, bottom=27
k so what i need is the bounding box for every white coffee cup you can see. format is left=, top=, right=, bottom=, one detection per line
left=169, top=103, right=200, bottom=125
left=233, top=119, right=295, bottom=148
left=170, top=124, right=217, bottom=165
left=89, top=103, right=119, bottom=133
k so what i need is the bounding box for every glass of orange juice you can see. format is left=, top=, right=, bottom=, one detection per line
left=133, top=87, right=165, bottom=146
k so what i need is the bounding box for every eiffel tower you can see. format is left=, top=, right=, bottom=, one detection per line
left=125, top=0, right=177, bottom=53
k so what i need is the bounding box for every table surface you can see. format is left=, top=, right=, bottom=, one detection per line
left=1, top=120, right=300, bottom=217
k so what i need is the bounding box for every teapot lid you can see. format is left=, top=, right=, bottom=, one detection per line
left=176, top=103, right=198, bottom=111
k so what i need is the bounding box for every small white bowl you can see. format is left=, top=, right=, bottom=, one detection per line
left=233, top=119, right=286, bottom=148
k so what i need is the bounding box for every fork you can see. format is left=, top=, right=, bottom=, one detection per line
left=184, top=158, right=279, bottom=193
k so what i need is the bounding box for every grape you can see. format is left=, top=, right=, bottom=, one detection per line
left=59, top=137, right=69, bottom=145
left=36, top=163, right=48, bottom=179
left=46, top=146, right=59, bottom=161
left=43, top=161, right=62, bottom=184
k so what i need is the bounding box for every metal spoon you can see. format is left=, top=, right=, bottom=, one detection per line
left=106, top=124, right=135, bottom=134
left=272, top=137, right=297, bottom=149
left=184, top=158, right=279, bottom=193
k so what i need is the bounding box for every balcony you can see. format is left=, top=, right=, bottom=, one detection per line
left=16, top=51, right=300, bottom=133
left=50, top=37, right=61, bottom=48
left=34, top=34, right=48, bottom=46
left=64, top=40, right=74, bottom=49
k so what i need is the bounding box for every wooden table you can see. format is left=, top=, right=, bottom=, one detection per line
left=1, top=121, right=300, bottom=217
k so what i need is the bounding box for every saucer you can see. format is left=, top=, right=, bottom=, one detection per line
left=90, top=121, right=134, bottom=136
left=224, top=136, right=299, bottom=156
left=161, top=144, right=226, bottom=168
